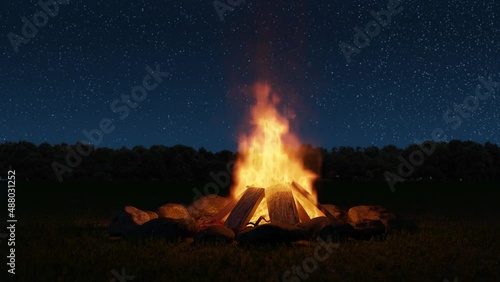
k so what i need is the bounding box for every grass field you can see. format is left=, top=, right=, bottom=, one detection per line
left=1, top=180, right=499, bottom=282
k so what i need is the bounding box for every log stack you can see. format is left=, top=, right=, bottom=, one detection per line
left=213, top=182, right=325, bottom=232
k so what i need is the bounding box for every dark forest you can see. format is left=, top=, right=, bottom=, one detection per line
left=2, top=140, right=499, bottom=182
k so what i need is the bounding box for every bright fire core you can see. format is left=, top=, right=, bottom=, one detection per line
left=231, top=83, right=320, bottom=222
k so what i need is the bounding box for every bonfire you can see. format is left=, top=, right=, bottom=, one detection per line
left=212, top=83, right=328, bottom=231
left=107, top=83, right=415, bottom=244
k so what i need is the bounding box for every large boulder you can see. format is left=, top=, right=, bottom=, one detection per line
left=348, top=205, right=391, bottom=224
left=145, top=211, right=159, bottom=220
left=297, top=217, right=354, bottom=241
left=187, top=195, right=231, bottom=223
left=236, top=223, right=306, bottom=245
left=347, top=205, right=417, bottom=232
left=194, top=225, right=235, bottom=244
left=297, top=216, right=333, bottom=231
left=107, top=206, right=151, bottom=236
left=127, top=217, right=199, bottom=241
left=319, top=222, right=355, bottom=241
left=157, top=203, right=190, bottom=220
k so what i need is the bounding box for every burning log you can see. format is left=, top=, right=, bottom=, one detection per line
left=211, top=199, right=238, bottom=222
left=291, top=181, right=325, bottom=219
left=265, top=183, right=299, bottom=225
left=225, top=187, right=265, bottom=232
left=294, top=199, right=311, bottom=222
left=291, top=181, right=316, bottom=205
left=210, top=190, right=247, bottom=223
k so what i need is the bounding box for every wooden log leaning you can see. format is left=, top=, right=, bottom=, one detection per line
left=210, top=199, right=238, bottom=222
left=295, top=199, right=311, bottom=222
left=291, top=181, right=325, bottom=219
left=291, top=181, right=317, bottom=205
left=266, top=183, right=299, bottom=225
left=224, top=187, right=265, bottom=232
left=210, top=190, right=246, bottom=222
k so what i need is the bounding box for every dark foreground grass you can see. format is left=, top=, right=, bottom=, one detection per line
left=1, top=180, right=499, bottom=281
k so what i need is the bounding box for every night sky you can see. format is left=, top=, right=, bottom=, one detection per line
left=1, top=0, right=499, bottom=152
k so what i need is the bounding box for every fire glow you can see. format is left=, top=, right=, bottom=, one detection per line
left=230, top=83, right=322, bottom=223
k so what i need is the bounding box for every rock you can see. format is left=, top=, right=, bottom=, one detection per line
left=107, top=206, right=151, bottom=236
left=297, top=217, right=335, bottom=235
left=194, top=225, right=235, bottom=244
left=322, top=204, right=348, bottom=222
left=145, top=211, right=158, bottom=220
left=319, top=223, right=355, bottom=241
left=347, top=205, right=391, bottom=224
left=236, top=223, right=306, bottom=245
left=127, top=217, right=199, bottom=241
left=157, top=203, right=190, bottom=220
left=187, top=195, right=231, bottom=223
left=347, top=205, right=417, bottom=232
left=352, top=219, right=386, bottom=239
left=297, top=217, right=354, bottom=241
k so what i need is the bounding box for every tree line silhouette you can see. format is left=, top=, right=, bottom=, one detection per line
left=0, top=140, right=499, bottom=182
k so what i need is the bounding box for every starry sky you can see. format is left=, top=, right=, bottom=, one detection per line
left=1, top=0, right=499, bottom=151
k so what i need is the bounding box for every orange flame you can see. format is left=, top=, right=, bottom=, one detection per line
left=231, top=83, right=319, bottom=221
